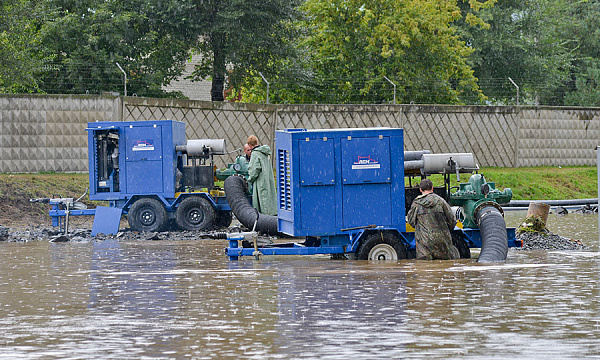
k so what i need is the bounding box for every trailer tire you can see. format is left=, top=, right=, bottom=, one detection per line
left=175, top=197, right=215, bottom=231
left=357, top=232, right=407, bottom=261
left=214, top=210, right=232, bottom=229
left=128, top=198, right=167, bottom=232
left=452, top=230, right=471, bottom=259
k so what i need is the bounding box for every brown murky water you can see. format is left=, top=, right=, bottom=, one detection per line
left=1, top=211, right=599, bottom=359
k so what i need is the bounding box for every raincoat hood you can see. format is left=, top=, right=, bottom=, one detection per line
left=253, top=145, right=271, bottom=156
left=414, top=193, right=439, bottom=208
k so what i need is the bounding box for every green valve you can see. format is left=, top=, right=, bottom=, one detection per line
left=450, top=173, right=512, bottom=229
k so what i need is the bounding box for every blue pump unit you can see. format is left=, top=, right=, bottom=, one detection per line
left=277, top=127, right=405, bottom=236
left=88, top=120, right=186, bottom=201
left=226, top=127, right=520, bottom=261
left=49, top=120, right=235, bottom=234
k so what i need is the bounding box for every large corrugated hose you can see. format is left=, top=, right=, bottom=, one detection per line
left=476, top=206, right=508, bottom=262
left=224, top=176, right=279, bottom=235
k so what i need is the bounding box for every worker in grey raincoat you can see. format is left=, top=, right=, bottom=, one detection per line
left=407, top=178, right=460, bottom=260
left=247, top=136, right=277, bottom=216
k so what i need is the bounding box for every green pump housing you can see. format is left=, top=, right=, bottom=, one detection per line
left=450, top=174, right=512, bottom=229
left=215, top=155, right=249, bottom=181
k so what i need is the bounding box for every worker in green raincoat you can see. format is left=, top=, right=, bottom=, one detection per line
left=247, top=135, right=277, bottom=216
left=407, top=178, right=460, bottom=260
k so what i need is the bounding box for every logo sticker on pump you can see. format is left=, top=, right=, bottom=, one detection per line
left=352, top=155, right=380, bottom=170
left=132, top=140, right=155, bottom=151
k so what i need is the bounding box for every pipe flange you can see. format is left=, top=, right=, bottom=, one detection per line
left=474, top=201, right=504, bottom=226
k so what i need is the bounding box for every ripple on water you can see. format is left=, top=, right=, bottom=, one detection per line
left=0, top=214, right=600, bottom=359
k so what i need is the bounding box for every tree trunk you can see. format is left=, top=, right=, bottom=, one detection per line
left=211, top=38, right=225, bottom=102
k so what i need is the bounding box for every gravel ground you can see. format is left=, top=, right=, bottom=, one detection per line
left=0, top=223, right=281, bottom=245
left=0, top=224, right=246, bottom=243
left=516, top=230, right=588, bottom=251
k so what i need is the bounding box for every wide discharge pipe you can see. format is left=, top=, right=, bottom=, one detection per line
left=476, top=206, right=508, bottom=262
left=224, top=176, right=279, bottom=235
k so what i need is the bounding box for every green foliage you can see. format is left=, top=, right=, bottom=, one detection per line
left=456, top=0, right=600, bottom=106
left=565, top=60, right=600, bottom=106
left=35, top=0, right=197, bottom=97
left=0, top=0, right=47, bottom=93
left=236, top=0, right=490, bottom=104
left=475, top=167, right=597, bottom=200
left=4, top=0, right=600, bottom=106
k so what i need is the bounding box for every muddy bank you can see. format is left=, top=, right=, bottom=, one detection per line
left=0, top=224, right=251, bottom=243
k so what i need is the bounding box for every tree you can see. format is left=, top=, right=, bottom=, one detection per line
left=565, top=60, right=600, bottom=106
left=36, top=0, right=197, bottom=97
left=456, top=0, right=577, bottom=105
left=253, top=0, right=487, bottom=105
left=188, top=0, right=302, bottom=101
left=0, top=0, right=46, bottom=92
left=562, top=1, right=600, bottom=106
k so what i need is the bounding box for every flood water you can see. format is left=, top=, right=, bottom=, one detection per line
left=1, top=211, right=600, bottom=359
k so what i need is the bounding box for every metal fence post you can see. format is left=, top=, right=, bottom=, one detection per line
left=597, top=145, right=600, bottom=241
left=383, top=76, right=396, bottom=105
left=116, top=63, right=127, bottom=97
left=259, top=72, right=270, bottom=104
left=508, top=77, right=519, bottom=106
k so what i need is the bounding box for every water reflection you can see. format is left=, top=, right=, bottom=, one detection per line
left=256, top=261, right=409, bottom=358
left=0, top=213, right=598, bottom=358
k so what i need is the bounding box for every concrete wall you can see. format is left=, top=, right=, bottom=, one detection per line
left=2, top=94, right=600, bottom=172
left=0, top=95, right=121, bottom=172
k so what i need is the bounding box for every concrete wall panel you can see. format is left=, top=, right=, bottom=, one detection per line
left=2, top=95, right=600, bottom=172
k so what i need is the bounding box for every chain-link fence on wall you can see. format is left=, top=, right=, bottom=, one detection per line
left=2, top=94, right=600, bottom=173
left=22, top=61, right=580, bottom=106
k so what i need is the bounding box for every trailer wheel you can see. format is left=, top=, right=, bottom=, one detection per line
left=175, top=197, right=215, bottom=231
left=215, top=210, right=232, bottom=229
left=452, top=230, right=471, bottom=259
left=128, top=198, right=167, bottom=232
left=357, top=232, right=407, bottom=261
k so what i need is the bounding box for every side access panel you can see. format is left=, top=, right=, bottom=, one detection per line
left=341, top=136, right=392, bottom=228
left=124, top=125, right=164, bottom=194
left=299, top=138, right=336, bottom=232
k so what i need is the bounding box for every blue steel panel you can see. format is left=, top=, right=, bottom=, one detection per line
left=91, top=206, right=123, bottom=235
left=298, top=138, right=336, bottom=233
left=342, top=136, right=391, bottom=185
left=300, top=186, right=336, bottom=232
left=389, top=133, right=406, bottom=230
left=88, top=130, right=97, bottom=197
left=299, top=139, right=335, bottom=186
left=126, top=161, right=163, bottom=193
left=125, top=125, right=163, bottom=161
left=276, top=130, right=295, bottom=235
left=342, top=183, right=391, bottom=227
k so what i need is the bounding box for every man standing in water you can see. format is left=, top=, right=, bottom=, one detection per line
left=407, top=178, right=460, bottom=260
left=247, top=135, right=277, bottom=216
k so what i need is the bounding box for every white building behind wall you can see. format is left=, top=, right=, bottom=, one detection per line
left=162, top=53, right=212, bottom=101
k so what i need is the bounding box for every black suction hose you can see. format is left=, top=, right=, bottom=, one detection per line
left=476, top=206, right=508, bottom=262
left=224, top=176, right=279, bottom=235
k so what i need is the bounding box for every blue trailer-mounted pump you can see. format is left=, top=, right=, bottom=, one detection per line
left=225, top=127, right=520, bottom=262
left=44, top=120, right=249, bottom=234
